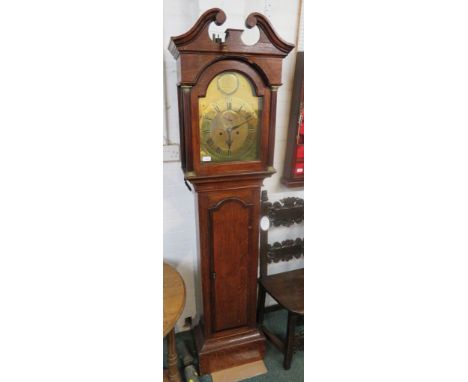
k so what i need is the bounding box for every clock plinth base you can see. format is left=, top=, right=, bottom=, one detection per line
left=194, top=322, right=265, bottom=375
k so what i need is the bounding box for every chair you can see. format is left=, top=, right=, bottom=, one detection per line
left=257, top=190, right=304, bottom=370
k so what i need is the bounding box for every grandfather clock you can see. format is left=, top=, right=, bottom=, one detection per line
left=168, top=8, right=293, bottom=374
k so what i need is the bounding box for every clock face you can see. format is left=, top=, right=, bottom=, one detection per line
left=199, top=71, right=262, bottom=163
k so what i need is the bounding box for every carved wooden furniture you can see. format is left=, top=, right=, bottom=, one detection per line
left=163, top=263, right=186, bottom=382
left=168, top=8, right=294, bottom=374
left=257, top=190, right=304, bottom=370
left=281, top=51, right=304, bottom=187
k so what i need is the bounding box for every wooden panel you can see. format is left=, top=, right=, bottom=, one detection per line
left=209, top=198, right=252, bottom=332
left=197, top=186, right=260, bottom=338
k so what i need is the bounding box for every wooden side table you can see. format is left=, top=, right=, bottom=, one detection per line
left=163, top=263, right=186, bottom=382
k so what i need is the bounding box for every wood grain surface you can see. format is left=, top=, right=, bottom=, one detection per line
left=163, top=263, right=186, bottom=337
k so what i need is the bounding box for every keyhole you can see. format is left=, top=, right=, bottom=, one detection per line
left=219, top=132, right=223, bottom=135
left=236, top=131, right=240, bottom=135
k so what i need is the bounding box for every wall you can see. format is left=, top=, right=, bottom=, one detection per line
left=163, top=0, right=304, bottom=331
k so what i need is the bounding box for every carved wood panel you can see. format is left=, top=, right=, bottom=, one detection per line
left=264, top=195, right=304, bottom=227
left=267, top=238, right=304, bottom=263
left=260, top=190, right=304, bottom=272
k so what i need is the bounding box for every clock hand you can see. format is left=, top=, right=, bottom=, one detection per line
left=224, top=117, right=254, bottom=150
left=229, top=117, right=255, bottom=131
left=225, top=129, right=233, bottom=150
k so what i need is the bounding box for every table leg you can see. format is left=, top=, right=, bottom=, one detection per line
left=167, top=328, right=181, bottom=382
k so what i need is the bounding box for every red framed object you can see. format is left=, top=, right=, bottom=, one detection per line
left=281, top=51, right=304, bottom=187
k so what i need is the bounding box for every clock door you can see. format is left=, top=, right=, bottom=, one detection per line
left=207, top=195, right=256, bottom=333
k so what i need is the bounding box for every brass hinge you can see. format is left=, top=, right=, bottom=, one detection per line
left=211, top=272, right=216, bottom=280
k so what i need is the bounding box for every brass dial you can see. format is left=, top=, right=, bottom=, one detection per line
left=199, top=72, right=261, bottom=162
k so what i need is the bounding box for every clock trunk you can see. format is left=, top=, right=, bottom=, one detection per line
left=193, top=181, right=264, bottom=373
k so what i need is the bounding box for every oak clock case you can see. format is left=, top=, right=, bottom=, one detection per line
left=168, top=8, right=293, bottom=374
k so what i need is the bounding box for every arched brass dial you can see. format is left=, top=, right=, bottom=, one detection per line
left=199, top=71, right=261, bottom=162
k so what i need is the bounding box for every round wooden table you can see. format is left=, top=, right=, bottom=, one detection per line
left=163, top=263, right=186, bottom=382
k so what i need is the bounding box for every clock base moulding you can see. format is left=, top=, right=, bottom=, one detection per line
left=194, top=321, right=265, bottom=375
